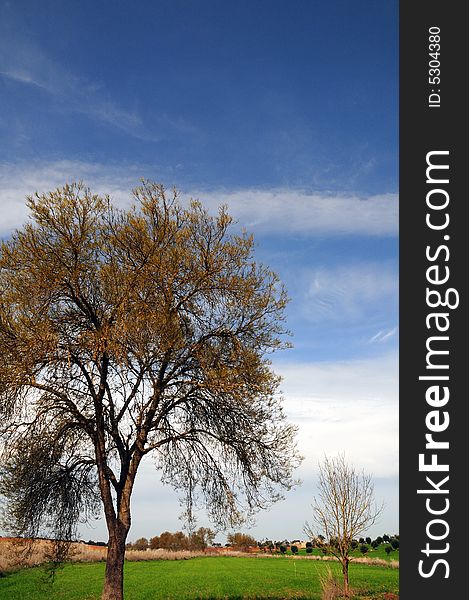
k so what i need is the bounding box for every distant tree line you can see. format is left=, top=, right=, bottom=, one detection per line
left=126, top=528, right=216, bottom=552
left=309, top=533, right=399, bottom=556
left=125, top=530, right=399, bottom=554
left=84, top=539, right=107, bottom=547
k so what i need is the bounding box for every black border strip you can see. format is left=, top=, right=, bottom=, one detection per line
left=400, top=3, right=465, bottom=597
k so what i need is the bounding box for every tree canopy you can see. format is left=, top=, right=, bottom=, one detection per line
left=0, top=182, right=300, bottom=599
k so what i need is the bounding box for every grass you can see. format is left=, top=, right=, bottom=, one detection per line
left=0, top=555, right=399, bottom=600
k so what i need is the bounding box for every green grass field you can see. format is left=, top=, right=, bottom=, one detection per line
left=0, top=556, right=398, bottom=600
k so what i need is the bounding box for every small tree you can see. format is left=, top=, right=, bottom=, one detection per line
left=360, top=544, right=368, bottom=555
left=291, top=545, right=298, bottom=554
left=385, top=545, right=392, bottom=555
left=304, top=455, right=383, bottom=598
left=279, top=544, right=287, bottom=554
left=365, top=537, right=371, bottom=545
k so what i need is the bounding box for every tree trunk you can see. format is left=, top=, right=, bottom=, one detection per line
left=101, top=524, right=128, bottom=600
left=342, top=558, right=350, bottom=598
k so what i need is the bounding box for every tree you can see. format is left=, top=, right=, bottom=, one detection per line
left=132, top=537, right=148, bottom=551
left=189, top=527, right=215, bottom=550
left=304, top=455, right=382, bottom=598
left=148, top=528, right=212, bottom=552
left=385, top=545, right=392, bottom=555
left=153, top=530, right=189, bottom=551
left=149, top=535, right=160, bottom=550
left=0, top=182, right=301, bottom=600
left=359, top=544, right=368, bottom=554
left=227, top=532, right=257, bottom=551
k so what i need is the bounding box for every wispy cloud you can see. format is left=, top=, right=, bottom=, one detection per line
left=301, top=263, right=398, bottom=323
left=369, top=328, right=398, bottom=344
left=0, top=37, right=156, bottom=141
left=0, top=68, right=49, bottom=89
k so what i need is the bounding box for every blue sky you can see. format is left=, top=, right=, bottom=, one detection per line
left=0, top=0, right=398, bottom=543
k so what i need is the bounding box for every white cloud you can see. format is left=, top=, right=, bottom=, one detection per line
left=0, top=161, right=140, bottom=235
left=1, top=161, right=398, bottom=238
left=187, top=188, right=398, bottom=236
left=275, top=353, right=399, bottom=479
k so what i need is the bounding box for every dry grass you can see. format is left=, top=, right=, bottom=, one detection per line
left=124, top=548, right=247, bottom=561
left=319, top=566, right=345, bottom=600
left=0, top=538, right=108, bottom=572
left=0, top=538, right=255, bottom=572
left=351, top=557, right=399, bottom=569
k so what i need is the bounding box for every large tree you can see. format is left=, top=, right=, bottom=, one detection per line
left=0, top=182, right=300, bottom=599
left=304, top=455, right=383, bottom=598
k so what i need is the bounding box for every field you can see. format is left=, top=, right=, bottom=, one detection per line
left=0, top=555, right=398, bottom=600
